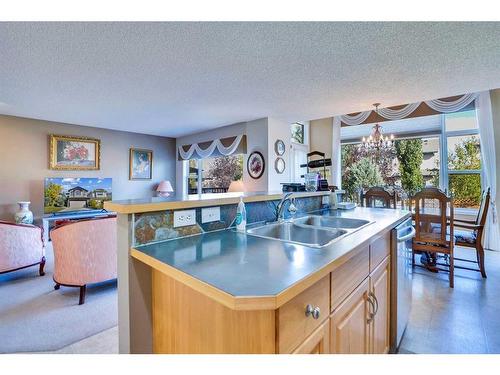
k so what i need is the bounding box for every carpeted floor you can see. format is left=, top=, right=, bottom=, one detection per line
left=0, top=244, right=117, bottom=353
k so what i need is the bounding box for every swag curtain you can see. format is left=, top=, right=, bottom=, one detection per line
left=178, top=134, right=247, bottom=160
left=340, top=93, right=479, bottom=126
left=476, top=91, right=499, bottom=251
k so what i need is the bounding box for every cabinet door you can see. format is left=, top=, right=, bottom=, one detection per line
left=370, top=256, right=390, bottom=354
left=293, top=320, right=330, bottom=354
left=330, top=278, right=370, bottom=354
left=277, top=275, right=330, bottom=353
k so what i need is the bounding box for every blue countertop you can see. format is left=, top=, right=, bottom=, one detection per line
left=133, top=207, right=410, bottom=299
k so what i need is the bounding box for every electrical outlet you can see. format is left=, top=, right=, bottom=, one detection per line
left=201, top=206, right=220, bottom=223
left=322, top=195, right=329, bottom=205
left=173, top=209, right=196, bottom=228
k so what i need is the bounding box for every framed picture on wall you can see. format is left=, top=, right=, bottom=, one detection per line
left=49, top=134, right=100, bottom=170
left=129, top=148, right=153, bottom=180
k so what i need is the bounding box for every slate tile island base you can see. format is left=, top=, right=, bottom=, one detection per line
left=106, top=192, right=410, bottom=354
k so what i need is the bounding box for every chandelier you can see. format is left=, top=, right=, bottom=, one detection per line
left=361, top=103, right=395, bottom=150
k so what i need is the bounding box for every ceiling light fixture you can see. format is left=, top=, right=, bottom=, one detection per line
left=361, top=103, right=395, bottom=150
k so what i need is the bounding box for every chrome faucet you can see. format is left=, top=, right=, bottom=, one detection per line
left=276, top=193, right=297, bottom=222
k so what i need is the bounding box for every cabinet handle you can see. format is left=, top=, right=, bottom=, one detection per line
left=312, top=307, right=321, bottom=320
left=366, top=295, right=375, bottom=324
left=369, top=292, right=379, bottom=316
left=305, top=304, right=321, bottom=319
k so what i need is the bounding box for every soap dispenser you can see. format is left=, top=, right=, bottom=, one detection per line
left=329, top=189, right=338, bottom=209
left=235, top=197, right=247, bottom=231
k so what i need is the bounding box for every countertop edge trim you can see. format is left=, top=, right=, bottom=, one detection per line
left=105, top=191, right=330, bottom=214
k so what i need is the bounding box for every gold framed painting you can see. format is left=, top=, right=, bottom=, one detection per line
left=129, top=148, right=153, bottom=180
left=49, top=134, right=101, bottom=170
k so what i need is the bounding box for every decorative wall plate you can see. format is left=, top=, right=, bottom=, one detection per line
left=247, top=151, right=265, bottom=179
left=275, top=157, right=285, bottom=174
left=274, top=139, right=286, bottom=156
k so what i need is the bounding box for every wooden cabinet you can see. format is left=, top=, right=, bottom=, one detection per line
left=329, top=255, right=391, bottom=355
left=277, top=275, right=330, bottom=353
left=370, top=233, right=390, bottom=272
left=293, top=320, right=330, bottom=354
left=149, top=231, right=392, bottom=355
left=330, top=278, right=370, bottom=354
left=330, top=245, right=369, bottom=311
left=370, top=256, right=390, bottom=354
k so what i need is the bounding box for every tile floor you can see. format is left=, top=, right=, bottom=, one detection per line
left=399, top=247, right=500, bottom=354
left=33, top=247, right=500, bottom=354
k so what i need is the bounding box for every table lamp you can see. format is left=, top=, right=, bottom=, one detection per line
left=228, top=180, right=245, bottom=193
left=156, top=180, right=174, bottom=197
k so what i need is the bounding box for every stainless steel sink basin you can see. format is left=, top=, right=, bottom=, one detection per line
left=246, top=222, right=348, bottom=248
left=293, top=215, right=373, bottom=230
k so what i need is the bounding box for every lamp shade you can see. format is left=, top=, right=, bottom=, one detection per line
left=156, top=180, right=174, bottom=197
left=228, top=180, right=245, bottom=193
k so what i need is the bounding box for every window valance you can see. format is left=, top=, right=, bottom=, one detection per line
left=178, top=134, right=247, bottom=160
left=340, top=93, right=478, bottom=126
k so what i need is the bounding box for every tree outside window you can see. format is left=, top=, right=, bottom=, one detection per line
left=291, top=123, right=304, bottom=144
left=188, top=155, right=243, bottom=195
left=341, top=139, right=431, bottom=201
left=447, top=136, right=482, bottom=208
left=202, top=155, right=243, bottom=189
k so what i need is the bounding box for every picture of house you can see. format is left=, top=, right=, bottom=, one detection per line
left=44, top=177, right=112, bottom=214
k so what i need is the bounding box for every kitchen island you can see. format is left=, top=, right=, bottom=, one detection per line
left=106, top=192, right=410, bottom=354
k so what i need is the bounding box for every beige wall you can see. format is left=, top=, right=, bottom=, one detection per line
left=490, top=89, right=500, bottom=237
left=0, top=115, right=176, bottom=220
left=310, top=117, right=333, bottom=160
left=310, top=117, right=336, bottom=184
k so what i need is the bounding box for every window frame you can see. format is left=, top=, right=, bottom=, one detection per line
left=290, top=122, right=310, bottom=183
left=291, top=122, right=307, bottom=145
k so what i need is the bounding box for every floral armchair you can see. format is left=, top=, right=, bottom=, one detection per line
left=0, top=220, right=45, bottom=276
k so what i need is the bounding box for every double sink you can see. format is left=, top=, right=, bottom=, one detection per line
left=246, top=215, right=374, bottom=248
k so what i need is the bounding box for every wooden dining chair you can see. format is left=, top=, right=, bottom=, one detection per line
left=410, top=187, right=455, bottom=288
left=361, top=187, right=396, bottom=209
left=452, top=188, right=490, bottom=278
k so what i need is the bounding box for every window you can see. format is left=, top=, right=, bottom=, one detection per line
left=291, top=122, right=305, bottom=144
left=187, top=155, right=243, bottom=195
left=444, top=110, right=482, bottom=209
left=340, top=109, right=483, bottom=211
left=340, top=135, right=440, bottom=203
left=187, top=159, right=200, bottom=195
left=420, top=137, right=441, bottom=187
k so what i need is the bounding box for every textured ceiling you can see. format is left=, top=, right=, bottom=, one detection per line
left=0, top=22, right=499, bottom=138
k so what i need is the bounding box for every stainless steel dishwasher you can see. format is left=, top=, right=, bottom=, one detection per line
left=390, top=217, right=415, bottom=352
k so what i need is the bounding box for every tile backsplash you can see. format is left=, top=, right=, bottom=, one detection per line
left=133, top=195, right=325, bottom=246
